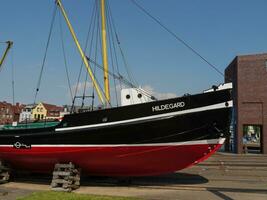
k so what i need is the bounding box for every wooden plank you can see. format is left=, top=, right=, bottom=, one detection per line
left=74, top=181, right=80, bottom=186
left=51, top=187, right=72, bottom=192
left=51, top=182, right=62, bottom=188
left=66, top=175, right=80, bottom=181
left=53, top=171, right=72, bottom=176
left=68, top=184, right=79, bottom=189
left=52, top=179, right=72, bottom=184
left=55, top=163, right=75, bottom=169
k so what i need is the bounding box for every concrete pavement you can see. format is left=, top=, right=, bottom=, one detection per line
left=0, top=153, right=267, bottom=200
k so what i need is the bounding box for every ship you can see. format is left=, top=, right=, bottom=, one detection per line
left=0, top=0, right=232, bottom=177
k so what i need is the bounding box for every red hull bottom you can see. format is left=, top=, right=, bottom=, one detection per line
left=0, top=139, right=224, bottom=177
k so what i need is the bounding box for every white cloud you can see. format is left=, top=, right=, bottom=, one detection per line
left=67, top=83, right=177, bottom=106
left=71, top=81, right=93, bottom=96
left=142, top=85, right=177, bottom=100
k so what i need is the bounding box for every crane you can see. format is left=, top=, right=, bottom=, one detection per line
left=0, top=41, right=13, bottom=71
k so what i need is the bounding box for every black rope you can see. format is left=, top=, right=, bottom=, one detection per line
left=105, top=3, right=122, bottom=92
left=130, top=0, right=224, bottom=77
left=106, top=0, right=154, bottom=103
left=106, top=2, right=119, bottom=107
left=34, top=4, right=57, bottom=104
left=89, top=3, right=156, bottom=101
left=82, top=0, right=99, bottom=109
left=91, top=1, right=100, bottom=109
left=108, top=1, right=139, bottom=86
left=72, top=1, right=97, bottom=112
left=87, top=57, right=155, bottom=100
left=71, top=0, right=111, bottom=110
left=59, top=12, right=73, bottom=102
left=11, top=49, right=15, bottom=105
left=81, top=73, right=88, bottom=108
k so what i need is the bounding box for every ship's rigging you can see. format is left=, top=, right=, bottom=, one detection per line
left=34, top=0, right=153, bottom=110
left=33, top=0, right=225, bottom=111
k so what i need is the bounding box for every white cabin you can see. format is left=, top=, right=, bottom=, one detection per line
left=121, top=88, right=155, bottom=106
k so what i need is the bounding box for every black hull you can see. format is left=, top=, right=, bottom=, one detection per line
left=0, top=89, right=232, bottom=145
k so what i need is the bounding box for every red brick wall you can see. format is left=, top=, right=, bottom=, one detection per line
left=225, top=53, right=267, bottom=153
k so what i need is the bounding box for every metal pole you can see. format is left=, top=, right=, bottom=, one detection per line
left=100, top=0, right=110, bottom=105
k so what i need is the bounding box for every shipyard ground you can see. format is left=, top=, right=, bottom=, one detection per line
left=0, top=153, right=267, bottom=200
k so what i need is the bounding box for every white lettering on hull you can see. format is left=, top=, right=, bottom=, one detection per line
left=152, top=102, right=185, bottom=112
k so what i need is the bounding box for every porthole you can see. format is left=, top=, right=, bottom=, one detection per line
left=126, top=94, right=130, bottom=99
left=137, top=93, right=142, bottom=98
left=102, top=117, right=108, bottom=122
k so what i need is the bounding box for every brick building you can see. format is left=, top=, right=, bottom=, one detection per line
left=225, top=53, right=267, bottom=154
left=0, top=101, right=24, bottom=125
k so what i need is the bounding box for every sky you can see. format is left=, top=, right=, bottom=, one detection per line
left=0, top=0, right=267, bottom=106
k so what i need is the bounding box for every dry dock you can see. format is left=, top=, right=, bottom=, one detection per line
left=0, top=153, right=267, bottom=200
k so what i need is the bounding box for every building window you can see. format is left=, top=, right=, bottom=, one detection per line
left=265, top=60, right=267, bottom=71
left=243, top=125, right=262, bottom=154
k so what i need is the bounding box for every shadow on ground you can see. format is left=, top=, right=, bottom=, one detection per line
left=11, top=172, right=208, bottom=187
left=81, top=173, right=209, bottom=187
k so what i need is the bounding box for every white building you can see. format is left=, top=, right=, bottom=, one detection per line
left=19, top=104, right=36, bottom=122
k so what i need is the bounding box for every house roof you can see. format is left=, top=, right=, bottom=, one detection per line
left=25, top=104, right=37, bottom=109
left=42, top=103, right=63, bottom=112
left=0, top=101, right=25, bottom=114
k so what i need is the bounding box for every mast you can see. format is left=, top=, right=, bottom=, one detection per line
left=0, top=41, right=13, bottom=70
left=100, top=0, right=110, bottom=105
left=56, top=0, right=105, bottom=105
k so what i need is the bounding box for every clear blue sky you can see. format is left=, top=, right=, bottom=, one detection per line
left=1, top=0, right=267, bottom=106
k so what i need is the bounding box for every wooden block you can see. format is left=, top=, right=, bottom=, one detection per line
left=0, top=172, right=9, bottom=181
left=52, top=179, right=72, bottom=185
left=51, top=187, right=72, bottom=192
left=71, top=169, right=79, bottom=174
left=51, top=182, right=61, bottom=188
left=74, top=181, right=80, bottom=186
left=52, top=175, right=59, bottom=179
left=51, top=162, right=80, bottom=191
left=53, top=171, right=72, bottom=176
left=62, top=183, right=71, bottom=189
left=67, top=176, right=80, bottom=181
left=0, top=172, right=9, bottom=177
left=55, top=163, right=74, bottom=168
left=69, top=184, right=79, bottom=189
